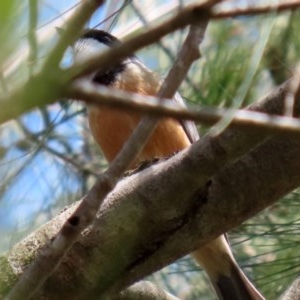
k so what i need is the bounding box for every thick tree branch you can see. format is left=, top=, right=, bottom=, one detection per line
left=1, top=78, right=297, bottom=299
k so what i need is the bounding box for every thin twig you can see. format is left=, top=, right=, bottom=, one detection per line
left=28, top=0, right=38, bottom=72
left=17, top=125, right=101, bottom=177
left=19, top=111, right=100, bottom=176
left=42, top=0, right=105, bottom=71
left=214, top=1, right=300, bottom=19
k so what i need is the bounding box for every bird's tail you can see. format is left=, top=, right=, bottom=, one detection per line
left=193, top=236, right=265, bottom=300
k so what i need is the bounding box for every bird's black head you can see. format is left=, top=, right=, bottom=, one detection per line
left=80, top=29, right=121, bottom=47
left=74, top=29, right=126, bottom=86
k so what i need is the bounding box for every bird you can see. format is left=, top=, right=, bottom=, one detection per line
left=73, top=29, right=265, bottom=300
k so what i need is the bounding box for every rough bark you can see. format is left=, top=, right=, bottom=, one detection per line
left=1, top=80, right=300, bottom=299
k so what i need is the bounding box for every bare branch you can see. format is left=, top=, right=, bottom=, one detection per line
left=68, top=78, right=300, bottom=138
left=214, top=1, right=300, bottom=19
left=28, top=0, right=38, bottom=71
